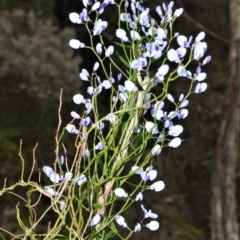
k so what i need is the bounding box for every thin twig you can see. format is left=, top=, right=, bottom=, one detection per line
left=28, top=143, right=38, bottom=182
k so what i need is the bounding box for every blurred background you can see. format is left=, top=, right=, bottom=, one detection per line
left=0, top=0, right=238, bottom=240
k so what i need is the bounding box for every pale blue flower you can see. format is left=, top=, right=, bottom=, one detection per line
left=194, top=42, right=207, bottom=60
left=76, top=175, right=87, bottom=185
left=95, top=142, right=103, bottom=150
left=59, top=155, right=64, bottom=165
left=97, top=122, right=105, bottom=129
left=81, top=117, right=91, bottom=126
left=70, top=111, right=80, bottom=119
left=79, top=69, right=90, bottom=81
left=87, top=86, right=102, bottom=95
left=82, top=0, right=92, bottom=8
left=93, top=19, right=108, bottom=35
left=49, top=172, right=60, bottom=183
left=102, top=80, right=112, bottom=89
left=90, top=214, right=101, bottom=227
left=105, top=46, right=114, bottom=57
left=130, top=57, right=147, bottom=69
left=177, top=35, right=192, bottom=48
left=60, top=201, right=66, bottom=211
left=167, top=93, right=175, bottom=103
left=91, top=1, right=100, bottom=11
left=43, top=166, right=54, bottom=177
left=134, top=223, right=141, bottom=232
left=167, top=47, right=187, bottom=63
left=177, top=66, right=187, bottom=77
left=79, top=8, right=90, bottom=22
left=195, top=31, right=205, bottom=42
left=117, top=73, right=122, bottom=81
left=141, top=167, right=158, bottom=181
left=202, top=55, right=211, bottom=65
left=177, top=109, right=189, bottom=119
left=139, top=9, right=150, bottom=27
left=156, top=64, right=169, bottom=81
left=195, top=82, right=207, bottom=93
left=93, top=62, right=100, bottom=71
left=173, top=8, right=183, bottom=17
left=66, top=124, right=79, bottom=134
left=96, top=43, right=103, bottom=55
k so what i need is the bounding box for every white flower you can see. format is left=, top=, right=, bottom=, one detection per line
left=173, top=8, right=183, bottom=17
left=95, top=142, right=104, bottom=150
left=141, top=204, right=158, bottom=219
left=66, top=124, right=79, bottom=134
left=146, top=220, right=159, bottom=231
left=114, top=188, right=128, bottom=198
left=168, top=137, right=181, bottom=148
left=141, top=168, right=158, bottom=181
left=195, top=83, right=207, bottom=93
left=135, top=192, right=143, bottom=201
left=151, top=144, right=162, bottom=155
left=168, top=125, right=183, bottom=137
left=90, top=214, right=101, bottom=227
left=124, top=80, right=138, bottom=91
left=106, top=114, right=118, bottom=124
left=49, top=172, right=60, bottom=183
left=69, top=39, right=84, bottom=49
left=116, top=29, right=129, bottom=41
left=115, top=215, right=127, bottom=227
left=60, top=201, right=66, bottom=211
left=91, top=1, right=100, bottom=11
left=69, top=12, right=80, bottom=24
left=167, top=94, right=175, bottom=103
left=70, top=111, right=80, bottom=119
left=105, top=46, right=114, bottom=57
left=73, top=94, right=85, bottom=104
left=76, top=175, right=87, bottom=185
left=43, top=166, right=54, bottom=177
left=195, top=31, right=205, bottom=42
left=149, top=181, right=165, bottom=192
left=134, top=223, right=141, bottom=232
left=130, top=30, right=141, bottom=40
left=45, top=187, right=59, bottom=197
left=145, top=121, right=159, bottom=134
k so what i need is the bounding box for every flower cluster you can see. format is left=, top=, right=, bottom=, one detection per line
left=43, top=156, right=87, bottom=205
left=41, top=0, right=210, bottom=238
left=112, top=166, right=165, bottom=231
